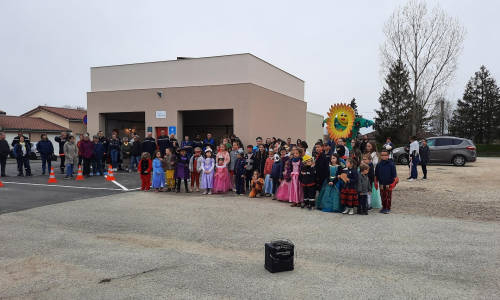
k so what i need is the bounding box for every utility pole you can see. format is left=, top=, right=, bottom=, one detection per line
left=440, top=99, right=445, bottom=135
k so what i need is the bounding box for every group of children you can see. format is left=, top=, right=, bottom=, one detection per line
left=137, top=138, right=399, bottom=215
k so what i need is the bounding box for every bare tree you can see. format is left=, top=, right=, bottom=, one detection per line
left=429, top=97, right=453, bottom=135
left=381, top=0, right=465, bottom=135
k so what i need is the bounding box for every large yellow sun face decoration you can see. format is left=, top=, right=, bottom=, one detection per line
left=326, top=104, right=356, bottom=140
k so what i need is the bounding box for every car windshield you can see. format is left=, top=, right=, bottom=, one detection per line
left=426, top=139, right=436, bottom=146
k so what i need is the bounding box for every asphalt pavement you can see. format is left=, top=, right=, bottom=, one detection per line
left=0, top=159, right=140, bottom=214
left=0, top=191, right=498, bottom=299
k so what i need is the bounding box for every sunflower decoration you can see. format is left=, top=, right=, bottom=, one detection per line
left=326, top=104, right=356, bottom=141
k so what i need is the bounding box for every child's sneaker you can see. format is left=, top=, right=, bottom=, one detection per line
left=348, top=208, right=354, bottom=215
left=384, top=210, right=390, bottom=214
left=208, top=190, right=212, bottom=195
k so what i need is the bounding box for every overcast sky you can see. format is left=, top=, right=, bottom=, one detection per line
left=1, top=0, right=499, bottom=120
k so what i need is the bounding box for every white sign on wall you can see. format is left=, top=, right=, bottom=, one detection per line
left=155, top=111, right=166, bottom=119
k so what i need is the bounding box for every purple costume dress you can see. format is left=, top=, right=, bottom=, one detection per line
left=200, top=157, right=215, bottom=189
left=175, top=155, right=189, bottom=179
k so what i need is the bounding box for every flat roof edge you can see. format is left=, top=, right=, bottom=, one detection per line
left=90, top=53, right=304, bottom=82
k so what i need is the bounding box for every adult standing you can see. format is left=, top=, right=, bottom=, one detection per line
left=79, top=135, right=94, bottom=176
left=157, top=130, right=170, bottom=157
left=36, top=134, right=54, bottom=175
left=120, top=137, right=132, bottom=172
left=108, top=133, right=121, bottom=172
left=97, top=131, right=109, bottom=167
left=408, top=136, right=420, bottom=181
left=420, top=139, right=430, bottom=180
left=314, top=143, right=330, bottom=199
left=169, top=134, right=179, bottom=152
left=181, top=135, right=193, bottom=158
left=383, top=137, right=395, bottom=160
left=130, top=136, right=142, bottom=171
left=192, top=135, right=203, bottom=150
left=253, top=144, right=268, bottom=177
left=11, top=132, right=30, bottom=147
left=63, top=135, right=78, bottom=179
left=359, top=135, right=369, bottom=154
left=54, top=131, right=68, bottom=174
left=141, top=132, right=156, bottom=159
left=203, top=133, right=215, bottom=151
left=13, top=136, right=31, bottom=176
left=77, top=134, right=84, bottom=167
left=0, top=132, right=10, bottom=177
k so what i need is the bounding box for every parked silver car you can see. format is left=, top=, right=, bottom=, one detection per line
left=392, top=136, right=477, bottom=166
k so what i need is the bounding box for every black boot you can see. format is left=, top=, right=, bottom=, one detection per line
left=184, top=180, right=190, bottom=193
left=301, top=200, right=307, bottom=209
left=175, top=179, right=181, bottom=193
left=309, top=201, right=314, bottom=210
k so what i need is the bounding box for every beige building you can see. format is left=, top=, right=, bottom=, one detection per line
left=22, top=106, right=87, bottom=137
left=87, top=53, right=323, bottom=145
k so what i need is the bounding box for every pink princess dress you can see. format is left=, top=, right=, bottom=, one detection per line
left=288, top=158, right=303, bottom=204
left=212, top=164, right=231, bottom=193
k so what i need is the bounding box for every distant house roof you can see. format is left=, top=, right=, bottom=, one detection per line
left=0, top=115, right=70, bottom=132
left=21, top=106, right=87, bottom=121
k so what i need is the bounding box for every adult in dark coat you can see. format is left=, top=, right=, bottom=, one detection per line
left=252, top=144, right=268, bottom=177
left=130, top=136, right=142, bottom=171
left=419, top=139, right=430, bottom=180
left=36, top=134, right=55, bottom=175
left=79, top=135, right=94, bottom=176
left=156, top=130, right=170, bottom=157
left=11, top=132, right=30, bottom=147
left=141, top=132, right=157, bottom=158
left=0, top=132, right=10, bottom=177
left=55, top=132, right=68, bottom=174
left=13, top=136, right=32, bottom=176
left=313, top=143, right=330, bottom=191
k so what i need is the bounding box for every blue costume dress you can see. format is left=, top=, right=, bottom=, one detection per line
left=318, top=165, right=342, bottom=212
left=152, top=158, right=165, bottom=188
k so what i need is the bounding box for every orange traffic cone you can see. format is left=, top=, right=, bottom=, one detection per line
left=75, top=165, right=84, bottom=181
left=106, top=165, right=115, bottom=181
left=48, top=167, right=58, bottom=183
left=0, top=179, right=3, bottom=187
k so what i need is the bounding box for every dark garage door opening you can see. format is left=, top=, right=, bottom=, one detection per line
left=181, top=109, right=233, bottom=140
left=102, top=112, right=145, bottom=138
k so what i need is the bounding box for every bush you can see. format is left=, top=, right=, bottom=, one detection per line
left=476, top=144, right=500, bottom=157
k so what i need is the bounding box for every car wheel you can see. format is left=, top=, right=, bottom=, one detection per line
left=452, top=155, right=466, bottom=166
left=398, top=155, right=409, bottom=165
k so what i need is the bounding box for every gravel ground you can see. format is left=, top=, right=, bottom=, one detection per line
left=1, top=187, right=499, bottom=299
left=393, top=157, right=500, bottom=222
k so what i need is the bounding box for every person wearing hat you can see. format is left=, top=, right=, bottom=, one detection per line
left=189, top=147, right=204, bottom=192
left=174, top=147, right=190, bottom=193
left=300, top=154, right=316, bottom=210
left=234, top=148, right=246, bottom=195
left=199, top=147, right=215, bottom=194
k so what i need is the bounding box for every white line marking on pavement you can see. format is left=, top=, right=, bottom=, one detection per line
left=1, top=181, right=124, bottom=191
left=110, top=180, right=129, bottom=191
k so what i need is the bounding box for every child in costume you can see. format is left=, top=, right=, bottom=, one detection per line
left=164, top=148, right=176, bottom=192
left=299, top=154, right=316, bottom=210
left=249, top=170, right=264, bottom=198
left=229, top=142, right=239, bottom=191
left=375, top=149, right=398, bottom=214
left=263, top=148, right=275, bottom=197
left=138, top=152, right=152, bottom=191
left=270, top=149, right=285, bottom=200
left=234, top=149, right=246, bottom=195
left=318, top=154, right=342, bottom=212
left=362, top=154, right=381, bottom=209
left=288, top=148, right=304, bottom=207
left=152, top=151, right=165, bottom=192
left=189, top=147, right=203, bottom=192
left=216, top=143, right=232, bottom=190
left=340, top=158, right=359, bottom=215
left=175, top=148, right=190, bottom=193
left=275, top=148, right=291, bottom=201
left=213, top=157, right=231, bottom=194
left=357, top=163, right=371, bottom=215
left=200, top=148, right=215, bottom=195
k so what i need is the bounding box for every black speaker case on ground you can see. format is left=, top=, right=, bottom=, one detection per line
left=265, top=240, right=294, bottom=273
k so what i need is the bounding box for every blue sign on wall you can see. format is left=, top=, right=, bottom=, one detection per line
left=83, top=115, right=87, bottom=125
left=168, top=126, right=176, bottom=136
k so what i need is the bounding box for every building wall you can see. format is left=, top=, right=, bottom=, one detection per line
left=69, top=121, right=87, bottom=136
left=306, top=111, right=324, bottom=150
left=87, top=83, right=306, bottom=145
left=91, top=54, right=304, bottom=101
left=25, top=110, right=70, bottom=129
